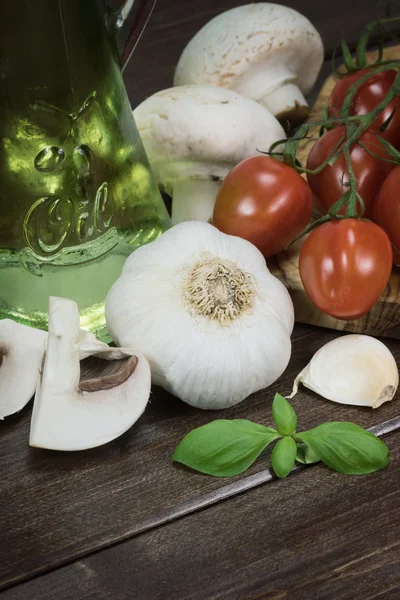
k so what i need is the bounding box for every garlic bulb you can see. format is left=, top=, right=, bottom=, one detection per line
left=288, top=334, right=399, bottom=408
left=106, top=222, right=294, bottom=409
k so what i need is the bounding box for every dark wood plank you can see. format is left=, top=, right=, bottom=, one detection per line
left=122, top=0, right=399, bottom=109
left=4, top=429, right=399, bottom=600
left=1, top=323, right=400, bottom=590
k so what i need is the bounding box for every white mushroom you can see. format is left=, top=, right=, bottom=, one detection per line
left=29, top=297, right=151, bottom=451
left=0, top=320, right=47, bottom=419
left=133, top=85, right=286, bottom=224
left=0, top=320, right=127, bottom=419
left=174, top=3, right=324, bottom=122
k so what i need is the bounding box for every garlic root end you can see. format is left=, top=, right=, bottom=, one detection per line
left=286, top=369, right=306, bottom=399
left=373, top=385, right=397, bottom=409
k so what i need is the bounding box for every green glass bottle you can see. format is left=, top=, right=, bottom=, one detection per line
left=0, top=0, right=170, bottom=339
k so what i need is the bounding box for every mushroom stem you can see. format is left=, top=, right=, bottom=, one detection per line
left=260, top=82, right=309, bottom=122
left=31, top=297, right=81, bottom=428
left=235, top=66, right=309, bottom=123
left=171, top=179, right=221, bottom=225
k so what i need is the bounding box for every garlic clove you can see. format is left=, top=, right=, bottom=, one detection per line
left=29, top=297, right=151, bottom=451
left=288, top=334, right=399, bottom=408
left=0, top=320, right=47, bottom=419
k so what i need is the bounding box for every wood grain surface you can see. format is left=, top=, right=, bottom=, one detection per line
left=3, top=429, right=400, bottom=600
left=1, top=325, right=400, bottom=592
left=2, top=1, right=400, bottom=598
left=269, top=46, right=400, bottom=339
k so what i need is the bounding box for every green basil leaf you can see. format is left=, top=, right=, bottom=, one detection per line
left=297, top=422, right=390, bottom=475
left=272, top=393, right=297, bottom=435
left=271, top=436, right=297, bottom=479
left=296, top=443, right=321, bottom=465
left=173, top=420, right=281, bottom=477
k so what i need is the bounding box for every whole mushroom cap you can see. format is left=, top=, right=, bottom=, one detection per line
left=133, top=84, right=286, bottom=190
left=174, top=3, right=324, bottom=121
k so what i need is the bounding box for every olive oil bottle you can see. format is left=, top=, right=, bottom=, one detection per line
left=0, top=0, right=170, bottom=339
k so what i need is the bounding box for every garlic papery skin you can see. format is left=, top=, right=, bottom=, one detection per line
left=106, top=221, right=294, bottom=410
left=288, top=335, right=399, bottom=409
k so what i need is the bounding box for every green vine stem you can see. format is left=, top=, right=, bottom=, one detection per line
left=336, top=15, right=400, bottom=74
left=267, top=67, right=400, bottom=177
left=356, top=17, right=400, bottom=68
left=360, top=136, right=400, bottom=164
left=343, top=146, right=365, bottom=217
left=265, top=30, right=400, bottom=244
left=340, top=62, right=400, bottom=116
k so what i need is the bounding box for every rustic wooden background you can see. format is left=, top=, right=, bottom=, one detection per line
left=1, top=1, right=400, bottom=599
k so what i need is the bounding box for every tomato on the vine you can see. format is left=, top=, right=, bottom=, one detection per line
left=212, top=156, right=313, bottom=258
left=306, top=126, right=392, bottom=219
left=299, top=219, right=392, bottom=320
left=328, top=68, right=400, bottom=149
left=373, top=165, right=400, bottom=265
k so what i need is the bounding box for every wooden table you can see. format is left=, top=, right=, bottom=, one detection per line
left=2, top=1, right=400, bottom=598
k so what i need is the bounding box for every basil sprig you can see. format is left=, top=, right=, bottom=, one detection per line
left=173, top=420, right=281, bottom=477
left=272, top=392, right=297, bottom=435
left=296, top=423, right=390, bottom=475
left=173, top=394, right=390, bottom=479
left=271, top=436, right=297, bottom=479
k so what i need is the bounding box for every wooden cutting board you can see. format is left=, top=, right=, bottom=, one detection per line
left=268, top=45, right=400, bottom=339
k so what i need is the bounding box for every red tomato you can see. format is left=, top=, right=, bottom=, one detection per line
left=373, top=165, right=400, bottom=265
left=307, top=126, right=392, bottom=219
left=212, top=156, right=313, bottom=258
left=328, top=68, right=400, bottom=149
left=299, top=219, right=392, bottom=320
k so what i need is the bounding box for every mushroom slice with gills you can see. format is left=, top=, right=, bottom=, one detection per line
left=0, top=320, right=47, bottom=419
left=0, top=322, right=109, bottom=419
left=77, top=329, right=125, bottom=360
left=133, top=85, right=286, bottom=224
left=77, top=330, right=134, bottom=361
left=173, top=4, right=324, bottom=124
left=29, top=297, right=151, bottom=451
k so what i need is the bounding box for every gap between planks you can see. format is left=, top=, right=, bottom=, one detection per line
left=2, top=414, right=400, bottom=594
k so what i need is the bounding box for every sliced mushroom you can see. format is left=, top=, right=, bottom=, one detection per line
left=174, top=4, right=324, bottom=123
left=29, top=297, right=151, bottom=451
left=0, top=321, right=120, bottom=419
left=133, top=85, right=286, bottom=224
left=0, top=320, right=47, bottom=419
left=77, top=330, right=135, bottom=361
